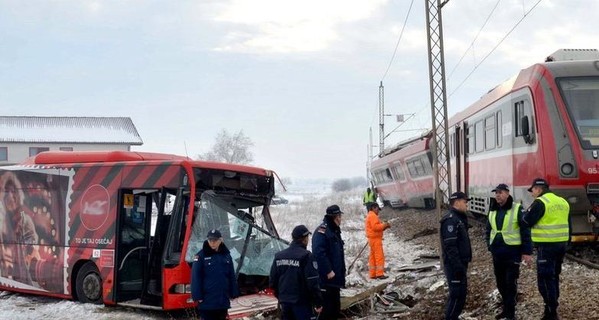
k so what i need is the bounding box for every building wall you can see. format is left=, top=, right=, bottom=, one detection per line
left=0, top=143, right=131, bottom=165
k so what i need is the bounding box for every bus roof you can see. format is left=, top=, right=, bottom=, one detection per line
left=24, top=150, right=272, bottom=176
left=27, top=150, right=190, bottom=164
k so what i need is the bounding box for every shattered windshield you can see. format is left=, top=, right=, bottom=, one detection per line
left=558, top=77, right=599, bottom=148
left=184, top=191, right=288, bottom=276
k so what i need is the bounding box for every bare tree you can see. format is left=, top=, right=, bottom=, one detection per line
left=332, top=178, right=352, bottom=192
left=197, top=129, right=254, bottom=164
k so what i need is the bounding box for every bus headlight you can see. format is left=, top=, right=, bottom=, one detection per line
left=171, top=283, right=192, bottom=294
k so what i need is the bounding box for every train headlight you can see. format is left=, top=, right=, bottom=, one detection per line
left=567, top=196, right=578, bottom=204
left=561, top=163, right=574, bottom=176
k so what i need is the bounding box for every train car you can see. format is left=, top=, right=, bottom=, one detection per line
left=370, top=132, right=435, bottom=209
left=372, top=49, right=599, bottom=242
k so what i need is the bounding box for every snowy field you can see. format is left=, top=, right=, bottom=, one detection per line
left=0, top=183, right=430, bottom=319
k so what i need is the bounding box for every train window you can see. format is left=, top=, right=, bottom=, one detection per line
left=374, top=170, right=386, bottom=184
left=558, top=77, right=599, bottom=148
left=406, top=158, right=427, bottom=177
left=449, top=133, right=454, bottom=157
left=467, top=125, right=474, bottom=155
left=485, top=115, right=495, bottom=150
left=423, top=155, right=433, bottom=175
left=515, top=101, right=525, bottom=136
left=385, top=168, right=393, bottom=182
left=406, top=160, right=417, bottom=177
left=475, top=120, right=484, bottom=152
left=496, top=111, right=503, bottom=148
left=392, top=163, right=406, bottom=181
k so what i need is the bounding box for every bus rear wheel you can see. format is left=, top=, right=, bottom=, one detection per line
left=75, top=262, right=103, bottom=304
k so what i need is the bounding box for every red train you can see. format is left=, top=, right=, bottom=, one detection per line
left=371, top=49, right=599, bottom=242
left=371, top=132, right=435, bottom=209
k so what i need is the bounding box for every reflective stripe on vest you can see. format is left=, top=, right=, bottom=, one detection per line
left=489, top=203, right=522, bottom=245
left=531, top=193, right=570, bottom=243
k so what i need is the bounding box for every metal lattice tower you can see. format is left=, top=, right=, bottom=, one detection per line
left=425, top=0, right=452, bottom=212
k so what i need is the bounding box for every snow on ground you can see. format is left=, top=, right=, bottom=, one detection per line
left=0, top=184, right=429, bottom=319
left=0, top=291, right=173, bottom=319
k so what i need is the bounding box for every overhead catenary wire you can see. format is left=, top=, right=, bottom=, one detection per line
left=370, top=0, right=415, bottom=139
left=448, top=0, right=544, bottom=98
left=373, top=0, right=543, bottom=147
left=380, top=0, right=415, bottom=82
left=446, top=0, right=501, bottom=80
left=376, top=0, right=498, bottom=134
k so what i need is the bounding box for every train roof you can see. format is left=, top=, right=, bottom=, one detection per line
left=371, top=132, right=432, bottom=168
left=449, top=54, right=599, bottom=126
left=21, top=150, right=271, bottom=176
left=380, top=131, right=432, bottom=156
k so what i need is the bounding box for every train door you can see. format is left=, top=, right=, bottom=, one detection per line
left=115, top=190, right=152, bottom=302
left=455, top=123, right=468, bottom=192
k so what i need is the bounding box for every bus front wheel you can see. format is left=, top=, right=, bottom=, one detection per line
left=75, top=262, right=103, bottom=304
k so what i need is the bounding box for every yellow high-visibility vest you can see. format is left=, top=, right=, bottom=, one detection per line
left=489, top=203, right=522, bottom=245
left=531, top=193, right=570, bottom=243
left=363, top=191, right=376, bottom=204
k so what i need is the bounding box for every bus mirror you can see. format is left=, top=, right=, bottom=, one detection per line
left=521, top=116, right=533, bottom=144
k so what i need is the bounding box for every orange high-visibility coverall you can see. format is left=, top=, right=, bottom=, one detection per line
left=365, top=210, right=387, bottom=278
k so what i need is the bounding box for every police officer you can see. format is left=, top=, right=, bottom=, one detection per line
left=312, top=204, right=346, bottom=320
left=440, top=192, right=472, bottom=320
left=191, top=229, right=240, bottom=320
left=270, top=225, right=323, bottom=320
left=522, top=178, right=570, bottom=320
left=485, top=183, right=532, bottom=320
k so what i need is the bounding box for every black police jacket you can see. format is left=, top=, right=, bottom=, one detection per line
left=269, top=242, right=323, bottom=307
left=312, top=216, right=346, bottom=288
left=191, top=241, right=240, bottom=310
left=440, top=207, right=472, bottom=272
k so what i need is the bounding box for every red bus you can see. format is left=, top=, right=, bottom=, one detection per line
left=370, top=49, right=599, bottom=242
left=0, top=151, right=287, bottom=316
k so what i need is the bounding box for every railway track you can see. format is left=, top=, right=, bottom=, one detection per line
left=566, top=244, right=599, bottom=270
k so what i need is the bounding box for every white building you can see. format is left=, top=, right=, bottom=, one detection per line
left=0, top=116, right=143, bottom=165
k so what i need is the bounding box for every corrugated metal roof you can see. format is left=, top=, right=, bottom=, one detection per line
left=0, top=116, right=143, bottom=145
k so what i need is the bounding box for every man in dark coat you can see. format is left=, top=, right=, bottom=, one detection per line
left=270, top=225, right=323, bottom=320
left=440, top=192, right=472, bottom=320
left=191, top=229, right=240, bottom=320
left=485, top=183, right=533, bottom=320
left=312, top=204, right=346, bottom=320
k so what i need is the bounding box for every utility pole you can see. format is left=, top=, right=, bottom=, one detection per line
left=425, top=0, right=452, bottom=215
left=379, top=81, right=385, bottom=157
left=367, top=128, right=374, bottom=183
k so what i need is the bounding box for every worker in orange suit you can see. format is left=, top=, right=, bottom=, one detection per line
left=365, top=202, right=391, bottom=279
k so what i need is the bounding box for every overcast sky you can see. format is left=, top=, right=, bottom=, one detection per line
left=1, top=0, right=598, bottom=179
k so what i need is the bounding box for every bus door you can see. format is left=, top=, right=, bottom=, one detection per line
left=115, top=189, right=153, bottom=302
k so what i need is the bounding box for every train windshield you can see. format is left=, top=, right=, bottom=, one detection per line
left=558, top=77, right=599, bottom=149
